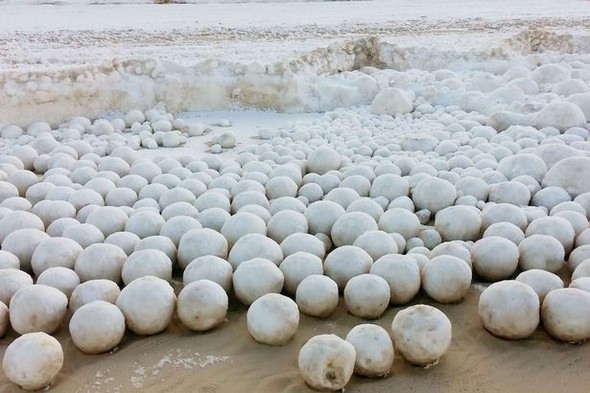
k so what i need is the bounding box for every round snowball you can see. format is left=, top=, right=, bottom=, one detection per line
left=227, top=233, right=283, bottom=270
left=344, top=274, right=390, bottom=319
left=36, top=267, right=80, bottom=298
left=86, top=206, right=128, bottom=237
left=183, top=255, right=233, bottom=293
left=31, top=237, right=83, bottom=276
left=345, top=324, right=394, bottom=378
left=247, top=293, right=299, bottom=345
left=422, top=255, right=472, bottom=303
left=331, top=211, right=377, bottom=247
left=220, top=212, right=267, bottom=247
left=391, top=305, right=452, bottom=367
left=372, top=87, right=413, bottom=115
left=478, top=280, right=540, bottom=339
left=233, top=258, right=284, bottom=305
left=324, top=246, right=373, bottom=290
left=69, top=300, right=125, bottom=354
left=177, top=280, right=228, bottom=332
left=412, top=177, right=457, bottom=214
left=307, top=146, right=341, bottom=175
left=116, top=276, right=176, bottom=335
left=370, top=255, right=421, bottom=305
left=2, top=332, right=63, bottom=391
left=178, top=228, right=228, bottom=269
left=515, top=269, right=563, bottom=302
left=0, top=269, right=34, bottom=305
left=0, top=250, right=19, bottom=270
left=353, top=230, right=398, bottom=261
left=121, top=249, right=172, bottom=285
left=296, top=275, right=339, bottom=318
left=435, top=205, right=482, bottom=241
left=378, top=208, right=421, bottom=239
left=280, top=233, right=325, bottom=259
left=69, top=279, right=120, bottom=312
left=298, top=334, right=356, bottom=391
left=9, top=284, right=68, bottom=335
left=279, top=252, right=323, bottom=294
left=75, top=243, right=127, bottom=283
left=518, top=234, right=565, bottom=272
left=542, top=288, right=590, bottom=343
left=472, top=236, right=519, bottom=281
left=305, top=200, right=345, bottom=235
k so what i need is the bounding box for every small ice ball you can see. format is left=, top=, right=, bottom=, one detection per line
left=391, top=304, right=452, bottom=367
left=295, top=275, right=339, bottom=318
left=378, top=208, right=420, bottom=239
left=183, top=255, right=233, bottom=293
left=331, top=211, right=377, bottom=247
left=280, top=233, right=325, bottom=259
left=104, top=231, right=141, bottom=255
left=542, top=288, right=590, bottom=343
left=572, top=259, right=590, bottom=281
left=370, top=174, right=409, bottom=200
left=247, top=293, right=299, bottom=345
left=412, top=177, right=457, bottom=214
left=36, top=267, right=80, bottom=298
left=279, top=252, right=323, bottom=295
left=31, top=237, right=83, bottom=276
left=2, top=332, right=63, bottom=391
left=305, top=200, right=345, bottom=235
left=227, top=233, right=283, bottom=270
left=0, top=269, right=33, bottom=305
left=116, top=275, right=176, bottom=335
left=0, top=250, right=19, bottom=270
left=518, top=234, right=565, bottom=272
left=306, top=146, right=341, bottom=175
left=177, top=280, right=228, bottom=332
left=353, top=230, right=398, bottom=261
left=177, top=228, right=228, bottom=269
left=515, top=269, right=564, bottom=302
left=525, top=216, right=575, bottom=255
left=542, top=157, right=590, bottom=199
left=9, top=284, right=68, bottom=335
left=472, top=236, right=519, bottom=281
left=434, top=205, right=482, bottom=241
left=74, top=243, right=127, bottom=283
left=343, top=274, right=390, bottom=319
left=69, top=300, right=125, bottom=354
left=345, top=324, right=394, bottom=378
left=569, top=245, right=590, bottom=271
left=85, top=206, right=128, bottom=237
left=69, top=279, right=120, bottom=312
left=2, top=228, right=49, bottom=272
left=370, top=254, right=421, bottom=304
left=220, top=212, right=267, bottom=248
left=483, top=222, right=525, bottom=245
left=478, top=280, right=540, bottom=339
left=298, top=334, right=356, bottom=391
left=324, top=245, right=373, bottom=290
left=267, top=210, right=308, bottom=244
left=121, top=249, right=172, bottom=285
left=535, top=102, right=586, bottom=132
left=481, top=203, right=527, bottom=231
left=422, top=255, right=472, bottom=303
left=233, top=258, right=284, bottom=305
left=569, top=277, right=590, bottom=293
left=372, top=87, right=414, bottom=115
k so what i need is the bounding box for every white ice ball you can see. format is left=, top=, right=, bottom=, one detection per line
left=69, top=300, right=125, bottom=354
left=478, top=280, right=540, bottom=339
left=518, top=234, right=565, bottom=272
left=370, top=254, right=421, bottom=304
left=9, top=284, right=68, bottom=335
left=324, top=245, right=373, bottom=290
left=247, top=293, right=299, bottom=345
left=227, top=233, right=283, bottom=270
left=345, top=324, right=394, bottom=378
left=542, top=156, right=590, bottom=199
left=75, top=243, right=127, bottom=283
left=534, top=101, right=587, bottom=132
left=36, top=267, right=80, bottom=298
left=378, top=208, right=420, bottom=239
left=2, top=332, right=63, bottom=391
left=391, top=305, right=452, bottom=367
left=0, top=269, right=33, bottom=305
left=69, top=279, right=120, bottom=312
left=472, top=236, right=519, bottom=281
left=298, top=334, right=356, bottom=391
left=331, top=211, right=377, bottom=247
left=177, top=228, right=228, bottom=269
left=177, top=280, right=228, bottom=332
left=412, top=177, right=457, bottom=214
left=307, top=146, right=341, bottom=175
left=422, top=255, right=472, bottom=303
left=353, top=230, right=398, bottom=261
left=31, top=237, right=83, bottom=276
left=183, top=255, right=233, bottom=293
left=280, top=233, right=325, bottom=259
left=372, top=87, right=414, bottom=115
left=343, top=274, right=390, bottom=319
left=542, top=288, right=590, bottom=343
left=279, top=252, right=323, bottom=295
left=295, top=275, right=339, bottom=318
left=121, top=249, right=172, bottom=285
left=233, top=258, right=284, bottom=305
left=220, top=212, right=267, bottom=247
left=305, top=200, right=346, bottom=235
left=515, top=269, right=563, bottom=302
left=116, top=275, right=176, bottom=335
left=434, top=205, right=482, bottom=241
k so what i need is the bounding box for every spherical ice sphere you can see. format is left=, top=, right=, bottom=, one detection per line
left=370, top=255, right=421, bottom=305
left=542, top=288, right=590, bottom=343
left=345, top=324, right=394, bottom=378
left=331, top=211, right=377, bottom=247
left=378, top=208, right=420, bottom=239
left=9, top=284, right=68, bottom=335
left=177, top=280, right=228, bottom=332
left=121, top=249, right=172, bottom=286
left=177, top=228, right=229, bottom=269
left=220, top=212, right=267, bottom=248
left=125, top=210, right=165, bottom=239
left=569, top=277, right=590, bottom=293
left=36, top=267, right=80, bottom=298
left=69, top=279, right=121, bottom=312
left=434, top=205, right=482, bottom=241
left=2, top=332, right=63, bottom=391
left=2, top=228, right=49, bottom=272
left=116, top=276, right=176, bottom=335
left=353, top=230, right=398, bottom=261
left=227, top=233, right=283, bottom=270
left=69, top=300, right=125, bottom=354
left=0, top=269, right=34, bottom=305
left=267, top=210, right=308, bottom=244
left=280, top=233, right=325, bottom=259
left=305, top=200, right=345, bottom=235
left=391, top=305, right=452, bottom=367
left=298, top=334, right=356, bottom=391
left=515, top=269, right=564, bottom=302
left=233, top=258, right=284, bottom=305
left=75, top=243, right=127, bottom=283
left=422, top=255, right=472, bottom=303
left=518, top=234, right=565, bottom=273
left=85, top=206, right=128, bottom=238
left=307, top=146, right=341, bottom=175
left=324, top=245, right=373, bottom=290
left=31, top=237, right=83, bottom=276
left=343, top=274, right=390, bottom=319
left=247, top=293, right=299, bottom=346
left=296, top=275, right=339, bottom=318
left=183, top=255, right=233, bottom=293
left=0, top=250, right=19, bottom=270
left=279, top=252, right=323, bottom=294
left=478, top=280, right=540, bottom=340
left=472, top=236, right=519, bottom=281
left=412, top=177, right=457, bottom=214
left=525, top=216, right=575, bottom=255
